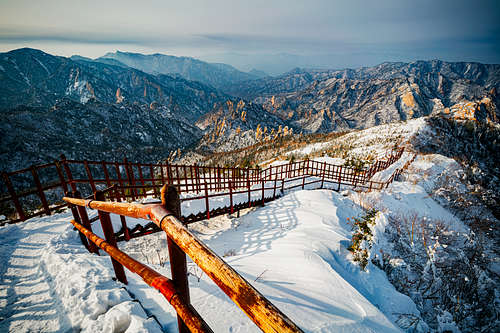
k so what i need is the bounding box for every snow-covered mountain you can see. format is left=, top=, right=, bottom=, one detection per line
left=99, top=51, right=260, bottom=91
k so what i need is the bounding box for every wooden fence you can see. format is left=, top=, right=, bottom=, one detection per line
left=64, top=185, right=304, bottom=333
left=1, top=148, right=407, bottom=225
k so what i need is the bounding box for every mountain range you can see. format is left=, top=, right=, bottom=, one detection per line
left=0, top=47, right=499, bottom=172
left=98, top=51, right=265, bottom=91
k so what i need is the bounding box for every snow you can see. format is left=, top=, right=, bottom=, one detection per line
left=34, top=58, right=50, bottom=75
left=0, top=211, right=162, bottom=333
left=0, top=184, right=425, bottom=332
left=286, top=141, right=332, bottom=156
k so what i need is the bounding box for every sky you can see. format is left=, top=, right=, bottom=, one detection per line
left=0, top=0, right=499, bottom=74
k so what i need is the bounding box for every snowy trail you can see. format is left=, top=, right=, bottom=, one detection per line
left=0, top=212, right=73, bottom=332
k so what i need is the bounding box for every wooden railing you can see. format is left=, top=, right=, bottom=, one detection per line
left=1, top=148, right=407, bottom=225
left=63, top=185, right=303, bottom=333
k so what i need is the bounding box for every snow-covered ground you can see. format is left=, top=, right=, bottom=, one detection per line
left=0, top=187, right=423, bottom=332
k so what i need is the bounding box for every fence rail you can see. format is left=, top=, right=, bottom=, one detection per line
left=1, top=148, right=408, bottom=225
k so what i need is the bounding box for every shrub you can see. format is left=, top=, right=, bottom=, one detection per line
left=347, top=208, right=378, bottom=270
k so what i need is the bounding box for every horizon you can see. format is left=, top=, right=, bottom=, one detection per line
left=1, top=0, right=499, bottom=74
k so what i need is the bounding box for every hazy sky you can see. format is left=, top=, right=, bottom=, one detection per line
left=0, top=0, right=499, bottom=73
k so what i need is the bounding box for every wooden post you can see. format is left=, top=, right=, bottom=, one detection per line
left=273, top=178, right=277, bottom=199
left=189, top=165, right=194, bottom=192
left=166, top=162, right=171, bottom=185
left=149, top=164, right=158, bottom=197
left=229, top=181, right=234, bottom=215
left=160, top=163, right=165, bottom=184
left=320, top=162, right=326, bottom=189
left=2, top=172, right=26, bottom=221
left=194, top=164, right=200, bottom=193
left=123, top=158, right=136, bottom=201
left=162, top=186, right=191, bottom=333
left=83, top=160, right=97, bottom=193
left=204, top=183, right=210, bottom=220
left=247, top=175, right=251, bottom=208
left=114, top=162, right=126, bottom=201
left=54, top=161, right=69, bottom=195
left=112, top=190, right=131, bottom=241
left=95, top=190, right=127, bottom=284
left=60, top=154, right=77, bottom=193
left=30, top=166, right=51, bottom=216
left=261, top=179, right=265, bottom=206
left=338, top=166, right=342, bottom=191
left=101, top=161, right=112, bottom=188
left=73, top=191, right=99, bottom=254
left=138, top=165, right=145, bottom=198
left=217, top=166, right=221, bottom=191
left=67, top=192, right=91, bottom=249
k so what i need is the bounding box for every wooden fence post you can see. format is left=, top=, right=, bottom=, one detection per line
left=337, top=166, right=342, bottom=191
left=114, top=162, right=126, bottom=201
left=137, top=165, right=145, bottom=198
left=95, top=190, right=127, bottom=284
left=229, top=181, right=234, bottom=215
left=162, top=186, right=191, bottom=333
left=2, top=172, right=26, bottom=221
left=124, top=158, right=136, bottom=201
left=194, top=164, right=200, bottom=193
left=67, top=192, right=90, bottom=250
left=101, top=161, right=112, bottom=188
left=60, top=154, right=77, bottom=193
left=54, top=160, right=69, bottom=195
left=261, top=179, right=265, bottom=206
left=83, top=160, right=97, bottom=194
left=247, top=176, right=251, bottom=208
left=204, top=183, right=210, bottom=220
left=149, top=164, right=158, bottom=197
left=73, top=190, right=99, bottom=254
left=320, top=162, right=326, bottom=189
left=30, top=166, right=51, bottom=216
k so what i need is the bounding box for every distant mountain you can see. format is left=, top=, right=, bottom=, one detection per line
left=98, top=51, right=259, bottom=91
left=0, top=48, right=228, bottom=121
left=228, top=60, right=500, bottom=132
left=70, top=55, right=129, bottom=68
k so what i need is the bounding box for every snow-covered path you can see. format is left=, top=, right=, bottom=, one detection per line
left=0, top=212, right=73, bottom=332
left=0, top=187, right=422, bottom=332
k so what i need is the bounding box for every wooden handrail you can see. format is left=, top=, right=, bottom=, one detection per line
left=69, top=217, right=212, bottom=333
left=63, top=185, right=303, bottom=333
